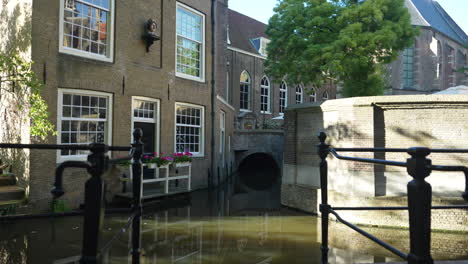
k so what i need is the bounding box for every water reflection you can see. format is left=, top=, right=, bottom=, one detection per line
left=0, top=177, right=467, bottom=263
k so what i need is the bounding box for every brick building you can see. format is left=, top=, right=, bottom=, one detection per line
left=1, top=0, right=233, bottom=211
left=386, top=0, right=468, bottom=94
left=224, top=9, right=336, bottom=130
left=1, top=0, right=467, bottom=212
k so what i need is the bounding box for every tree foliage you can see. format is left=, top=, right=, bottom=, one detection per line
left=265, top=0, right=419, bottom=97
left=0, top=53, right=55, bottom=140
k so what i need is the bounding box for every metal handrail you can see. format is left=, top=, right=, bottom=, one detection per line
left=333, top=147, right=468, bottom=153
left=317, top=131, right=468, bottom=264
left=0, top=129, right=145, bottom=264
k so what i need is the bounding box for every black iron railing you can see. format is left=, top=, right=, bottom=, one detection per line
left=317, top=132, right=468, bottom=264
left=0, top=128, right=145, bottom=264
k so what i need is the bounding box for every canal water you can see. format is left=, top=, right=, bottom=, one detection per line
left=0, top=177, right=467, bottom=263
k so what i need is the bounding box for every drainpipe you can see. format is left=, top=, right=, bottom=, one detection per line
left=210, top=0, right=217, bottom=188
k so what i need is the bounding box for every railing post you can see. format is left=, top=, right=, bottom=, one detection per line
left=318, top=132, right=330, bottom=264
left=131, top=128, right=144, bottom=264
left=80, top=143, right=108, bottom=264
left=406, top=147, right=434, bottom=264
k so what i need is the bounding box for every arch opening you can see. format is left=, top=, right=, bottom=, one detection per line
left=238, top=153, right=280, bottom=191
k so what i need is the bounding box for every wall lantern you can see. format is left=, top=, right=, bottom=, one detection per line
left=143, top=18, right=160, bottom=52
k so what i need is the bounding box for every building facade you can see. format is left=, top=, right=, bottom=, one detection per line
left=224, top=9, right=336, bottom=130
left=1, top=0, right=467, bottom=212
left=1, top=0, right=235, bottom=211
left=386, top=0, right=468, bottom=94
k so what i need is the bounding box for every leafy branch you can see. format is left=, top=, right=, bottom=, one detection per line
left=0, top=53, right=56, bottom=140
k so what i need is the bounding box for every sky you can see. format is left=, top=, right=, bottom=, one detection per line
left=229, top=0, right=468, bottom=35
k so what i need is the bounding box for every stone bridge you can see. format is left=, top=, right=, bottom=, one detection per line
left=232, top=129, right=284, bottom=190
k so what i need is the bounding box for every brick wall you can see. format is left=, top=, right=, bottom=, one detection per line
left=27, top=0, right=215, bottom=211
left=387, top=27, right=468, bottom=94
left=282, top=95, right=468, bottom=231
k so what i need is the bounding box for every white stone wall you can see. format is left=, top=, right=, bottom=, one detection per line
left=282, top=95, right=468, bottom=231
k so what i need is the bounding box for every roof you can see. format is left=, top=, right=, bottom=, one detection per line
left=433, top=85, right=468, bottom=94
left=228, top=9, right=267, bottom=55
left=227, top=1, right=468, bottom=56
left=409, top=0, right=468, bottom=44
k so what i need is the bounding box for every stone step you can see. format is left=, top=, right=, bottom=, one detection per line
left=0, top=199, right=23, bottom=207
left=0, top=174, right=16, bottom=186
left=0, top=186, right=25, bottom=201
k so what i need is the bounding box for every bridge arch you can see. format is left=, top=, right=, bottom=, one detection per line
left=237, top=152, right=280, bottom=191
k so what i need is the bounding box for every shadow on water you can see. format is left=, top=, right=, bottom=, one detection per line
left=0, top=176, right=467, bottom=263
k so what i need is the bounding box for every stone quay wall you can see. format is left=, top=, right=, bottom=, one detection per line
left=282, top=95, right=468, bottom=232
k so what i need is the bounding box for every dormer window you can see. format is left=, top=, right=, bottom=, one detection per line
left=250, top=37, right=270, bottom=56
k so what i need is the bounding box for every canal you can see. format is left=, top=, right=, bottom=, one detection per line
left=0, top=176, right=467, bottom=263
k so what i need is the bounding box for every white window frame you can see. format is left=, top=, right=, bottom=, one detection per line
left=56, top=88, right=113, bottom=163
left=131, top=97, right=160, bottom=155
left=295, top=85, right=303, bottom=104
left=58, top=0, right=115, bottom=62
left=175, top=2, right=206, bottom=82
left=174, top=102, right=205, bottom=157
left=240, top=70, right=251, bottom=111
left=279, top=80, right=288, bottom=114
left=260, top=76, right=271, bottom=114
left=322, top=91, right=329, bottom=101
left=310, top=87, right=316, bottom=102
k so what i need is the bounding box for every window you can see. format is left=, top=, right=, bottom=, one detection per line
left=295, top=85, right=303, bottom=104
left=176, top=3, right=205, bottom=81
left=240, top=71, right=251, bottom=111
left=402, top=47, right=414, bottom=89
left=57, top=89, right=112, bottom=161
left=322, top=91, right=329, bottom=100
left=226, top=71, right=230, bottom=103
left=60, top=0, right=114, bottom=62
left=132, top=97, right=160, bottom=154
left=447, top=46, right=455, bottom=87
left=279, top=81, right=288, bottom=113
left=175, top=103, right=204, bottom=156
left=220, top=111, right=225, bottom=167
left=310, top=88, right=316, bottom=102
left=436, top=41, right=442, bottom=79
left=260, top=76, right=270, bottom=113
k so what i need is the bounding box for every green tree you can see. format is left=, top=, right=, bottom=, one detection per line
left=0, top=53, right=55, bottom=140
left=265, top=0, right=419, bottom=97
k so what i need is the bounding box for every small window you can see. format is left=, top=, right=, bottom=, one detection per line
left=295, top=85, right=303, bottom=104
left=57, top=89, right=112, bottom=161
left=279, top=81, right=288, bottom=113
left=436, top=41, right=442, bottom=79
left=226, top=71, right=230, bottom=103
left=310, top=88, right=316, bottom=102
left=220, top=111, right=225, bottom=167
left=60, top=0, right=114, bottom=62
left=175, top=103, right=204, bottom=156
left=176, top=3, right=205, bottom=81
left=240, top=71, right=251, bottom=111
left=260, top=76, right=270, bottom=113
left=322, top=91, right=329, bottom=101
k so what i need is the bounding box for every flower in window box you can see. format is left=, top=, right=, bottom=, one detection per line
left=145, top=154, right=173, bottom=169
left=172, top=152, right=193, bottom=164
